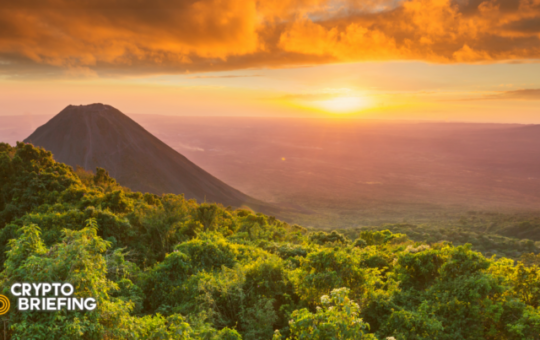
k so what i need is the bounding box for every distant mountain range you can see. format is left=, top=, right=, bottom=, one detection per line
left=25, top=103, right=274, bottom=212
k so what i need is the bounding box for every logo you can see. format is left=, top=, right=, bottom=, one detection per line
left=0, top=295, right=10, bottom=315
left=10, top=283, right=96, bottom=312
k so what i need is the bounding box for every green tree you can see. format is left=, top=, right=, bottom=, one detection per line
left=287, top=287, right=377, bottom=339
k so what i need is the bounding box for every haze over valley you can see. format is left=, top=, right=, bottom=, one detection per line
left=3, top=112, right=539, bottom=228
left=118, top=115, right=540, bottom=227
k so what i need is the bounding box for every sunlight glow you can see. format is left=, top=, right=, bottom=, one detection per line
left=315, top=96, right=369, bottom=114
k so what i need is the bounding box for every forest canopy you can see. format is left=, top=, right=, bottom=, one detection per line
left=1, top=142, right=540, bottom=339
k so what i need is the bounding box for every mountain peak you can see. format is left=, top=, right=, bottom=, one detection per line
left=61, top=103, right=117, bottom=114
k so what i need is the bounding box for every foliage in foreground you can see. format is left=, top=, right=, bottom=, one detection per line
left=1, top=142, right=540, bottom=339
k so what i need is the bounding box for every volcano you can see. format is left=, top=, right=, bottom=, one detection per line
left=25, top=103, right=271, bottom=211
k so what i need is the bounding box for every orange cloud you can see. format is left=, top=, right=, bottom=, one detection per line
left=477, top=88, right=540, bottom=100
left=279, top=0, right=540, bottom=63
left=0, top=0, right=539, bottom=77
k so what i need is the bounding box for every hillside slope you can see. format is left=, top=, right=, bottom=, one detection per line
left=25, top=103, right=271, bottom=210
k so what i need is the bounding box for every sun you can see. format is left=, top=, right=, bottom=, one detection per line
left=315, top=96, right=369, bottom=114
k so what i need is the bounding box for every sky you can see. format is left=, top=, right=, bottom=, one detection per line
left=0, top=0, right=539, bottom=122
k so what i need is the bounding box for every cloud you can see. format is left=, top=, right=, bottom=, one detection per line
left=278, top=88, right=357, bottom=101
left=456, top=88, right=540, bottom=101
left=279, top=93, right=331, bottom=101
left=0, top=0, right=539, bottom=77
left=486, top=88, right=540, bottom=100
left=504, top=17, right=540, bottom=33
left=187, top=74, right=262, bottom=79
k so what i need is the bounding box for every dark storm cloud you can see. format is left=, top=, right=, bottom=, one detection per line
left=504, top=17, right=540, bottom=33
